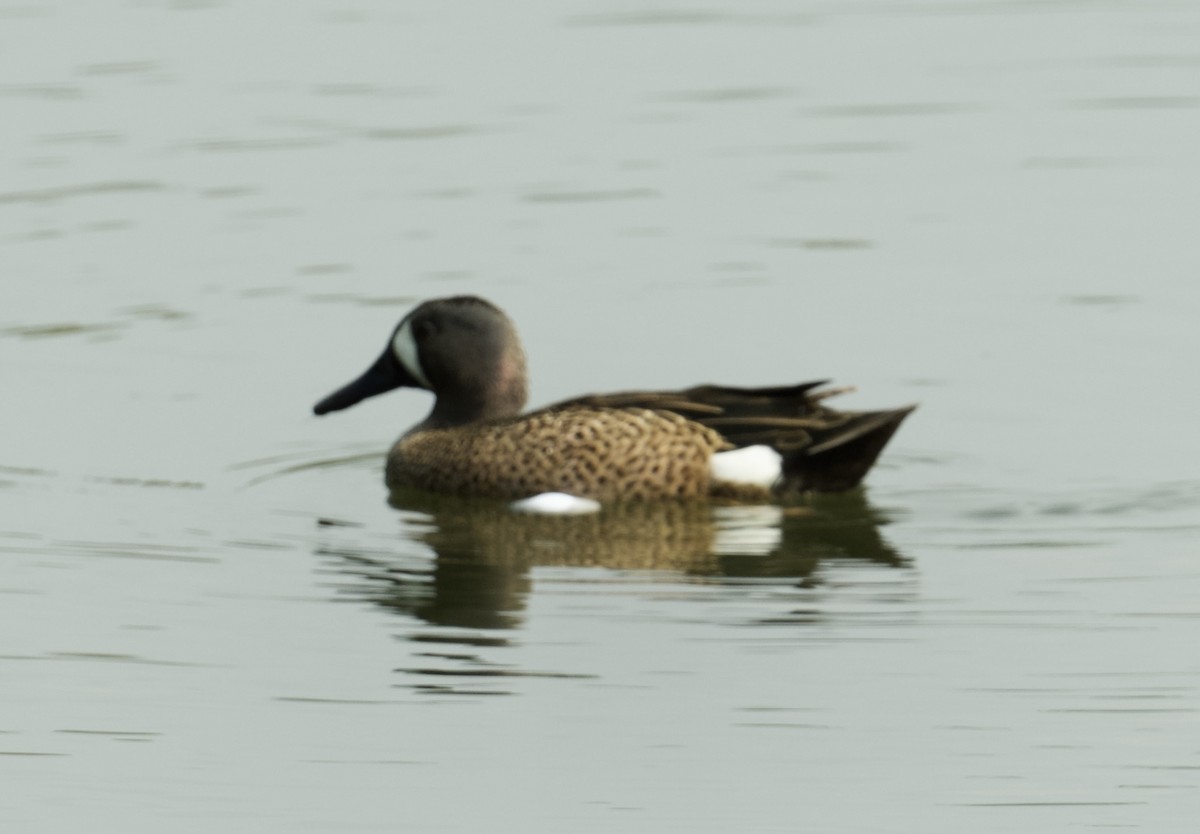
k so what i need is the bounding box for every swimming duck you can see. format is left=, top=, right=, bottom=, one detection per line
left=313, top=295, right=913, bottom=504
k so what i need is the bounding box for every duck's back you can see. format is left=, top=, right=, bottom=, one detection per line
left=386, top=406, right=729, bottom=502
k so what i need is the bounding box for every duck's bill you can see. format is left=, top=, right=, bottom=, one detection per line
left=313, top=349, right=420, bottom=415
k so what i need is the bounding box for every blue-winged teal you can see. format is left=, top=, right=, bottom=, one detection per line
left=313, top=296, right=914, bottom=503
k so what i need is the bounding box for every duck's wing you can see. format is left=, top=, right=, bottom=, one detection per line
left=549, top=383, right=915, bottom=493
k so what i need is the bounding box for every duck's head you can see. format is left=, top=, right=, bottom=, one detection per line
left=313, top=296, right=529, bottom=429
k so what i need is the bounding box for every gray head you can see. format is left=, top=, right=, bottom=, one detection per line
left=313, top=296, right=529, bottom=430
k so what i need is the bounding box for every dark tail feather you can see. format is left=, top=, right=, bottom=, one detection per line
left=781, top=405, right=915, bottom=493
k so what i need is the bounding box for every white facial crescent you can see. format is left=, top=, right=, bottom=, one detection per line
left=391, top=318, right=432, bottom=389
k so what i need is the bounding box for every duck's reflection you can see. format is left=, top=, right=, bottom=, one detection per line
left=328, top=489, right=907, bottom=630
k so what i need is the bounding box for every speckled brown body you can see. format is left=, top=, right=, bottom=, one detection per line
left=386, top=406, right=731, bottom=501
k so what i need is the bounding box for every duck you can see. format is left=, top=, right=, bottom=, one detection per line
left=313, top=295, right=914, bottom=505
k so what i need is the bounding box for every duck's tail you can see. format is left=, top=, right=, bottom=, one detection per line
left=778, top=404, right=916, bottom=493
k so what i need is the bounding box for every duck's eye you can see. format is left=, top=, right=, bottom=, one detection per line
left=412, top=318, right=436, bottom=342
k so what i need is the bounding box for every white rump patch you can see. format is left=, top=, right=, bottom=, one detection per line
left=391, top=318, right=432, bottom=389
left=510, top=492, right=602, bottom=515
left=708, top=445, right=783, bottom=489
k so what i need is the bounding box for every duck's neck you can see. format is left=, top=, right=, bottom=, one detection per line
left=421, top=394, right=521, bottom=430
left=416, top=353, right=528, bottom=431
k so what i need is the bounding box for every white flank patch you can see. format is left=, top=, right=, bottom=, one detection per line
left=510, top=492, right=602, bottom=515
left=708, top=444, right=783, bottom=489
left=391, top=318, right=432, bottom=389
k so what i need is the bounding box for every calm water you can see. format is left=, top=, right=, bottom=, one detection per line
left=4, top=1, right=1200, bottom=831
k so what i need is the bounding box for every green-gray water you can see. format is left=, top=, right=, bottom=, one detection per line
left=4, top=2, right=1199, bottom=831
